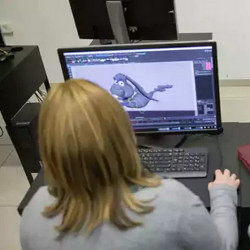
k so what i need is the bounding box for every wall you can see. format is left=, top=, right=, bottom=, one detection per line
left=0, top=0, right=250, bottom=82
left=0, top=0, right=91, bottom=83
left=175, top=0, right=250, bottom=80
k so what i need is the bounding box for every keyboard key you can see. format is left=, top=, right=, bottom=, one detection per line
left=156, top=168, right=164, bottom=172
left=200, top=165, right=205, bottom=170
left=200, top=157, right=206, bottom=163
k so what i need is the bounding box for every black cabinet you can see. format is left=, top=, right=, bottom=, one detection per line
left=0, top=46, right=50, bottom=184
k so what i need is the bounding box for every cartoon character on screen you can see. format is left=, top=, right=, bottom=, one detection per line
left=110, top=73, right=173, bottom=109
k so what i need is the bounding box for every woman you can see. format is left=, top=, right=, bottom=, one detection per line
left=20, top=79, right=240, bottom=250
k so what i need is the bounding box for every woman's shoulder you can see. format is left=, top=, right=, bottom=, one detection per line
left=22, top=186, right=54, bottom=216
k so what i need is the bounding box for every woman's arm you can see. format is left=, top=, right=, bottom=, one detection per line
left=209, top=184, right=238, bottom=250
left=180, top=169, right=239, bottom=250
left=180, top=195, right=224, bottom=250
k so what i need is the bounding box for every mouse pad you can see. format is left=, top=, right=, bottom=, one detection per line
left=238, top=145, right=250, bottom=170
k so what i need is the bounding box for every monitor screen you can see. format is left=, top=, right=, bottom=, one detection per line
left=58, top=42, right=222, bottom=134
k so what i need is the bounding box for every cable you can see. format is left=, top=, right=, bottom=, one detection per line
left=35, top=92, right=43, bottom=103
left=200, top=133, right=224, bottom=169
left=37, top=90, right=44, bottom=100
left=131, top=39, right=143, bottom=44
left=0, top=48, right=8, bottom=55
left=0, top=126, right=3, bottom=137
left=135, top=40, right=143, bottom=43
left=215, top=135, right=223, bottom=168
left=38, top=89, right=46, bottom=99
left=35, top=89, right=47, bottom=103
left=174, top=134, right=189, bottom=148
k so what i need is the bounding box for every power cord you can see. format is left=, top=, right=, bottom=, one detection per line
left=34, top=88, right=47, bottom=103
left=215, top=134, right=223, bottom=168
left=198, top=133, right=224, bottom=169
left=35, top=91, right=43, bottom=103
left=0, top=48, right=14, bottom=62
left=0, top=126, right=3, bottom=137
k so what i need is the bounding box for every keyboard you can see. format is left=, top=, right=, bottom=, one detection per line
left=138, top=147, right=208, bottom=178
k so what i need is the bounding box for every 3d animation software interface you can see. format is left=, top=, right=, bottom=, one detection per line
left=64, top=46, right=217, bottom=132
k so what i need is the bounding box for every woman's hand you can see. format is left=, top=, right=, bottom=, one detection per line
left=208, top=169, right=240, bottom=190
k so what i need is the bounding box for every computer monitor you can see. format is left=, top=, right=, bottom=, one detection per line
left=58, top=42, right=223, bottom=135
left=68, top=0, right=177, bottom=43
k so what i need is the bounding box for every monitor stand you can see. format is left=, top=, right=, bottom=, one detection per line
left=137, top=134, right=188, bottom=149
left=106, top=0, right=130, bottom=44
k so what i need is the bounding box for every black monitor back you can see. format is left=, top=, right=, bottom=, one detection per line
left=68, top=0, right=177, bottom=41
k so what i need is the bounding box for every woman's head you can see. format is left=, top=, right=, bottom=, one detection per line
left=39, top=79, right=160, bottom=234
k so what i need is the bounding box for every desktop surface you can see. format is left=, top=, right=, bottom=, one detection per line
left=18, top=122, right=242, bottom=212
left=18, top=122, right=250, bottom=249
left=58, top=42, right=222, bottom=135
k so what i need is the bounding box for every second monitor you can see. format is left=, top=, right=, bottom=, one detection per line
left=68, top=0, right=177, bottom=43
left=58, top=42, right=222, bottom=135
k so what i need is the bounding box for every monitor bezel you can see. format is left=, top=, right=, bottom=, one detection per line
left=58, top=41, right=223, bottom=135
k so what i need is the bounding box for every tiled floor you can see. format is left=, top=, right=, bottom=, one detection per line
left=1, top=85, right=250, bottom=250
left=0, top=142, right=29, bottom=250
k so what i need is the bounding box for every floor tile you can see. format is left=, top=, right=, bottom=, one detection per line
left=0, top=145, right=14, bottom=167
left=0, top=207, right=21, bottom=250
left=0, top=167, right=29, bottom=206
left=3, top=149, right=22, bottom=167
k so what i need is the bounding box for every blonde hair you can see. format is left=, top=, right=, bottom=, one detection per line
left=39, top=79, right=161, bottom=235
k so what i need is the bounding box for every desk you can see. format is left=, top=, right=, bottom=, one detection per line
left=18, top=122, right=250, bottom=249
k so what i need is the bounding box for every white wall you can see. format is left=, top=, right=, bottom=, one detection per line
left=0, top=0, right=91, bottom=83
left=0, top=0, right=250, bottom=81
left=175, top=0, right=250, bottom=80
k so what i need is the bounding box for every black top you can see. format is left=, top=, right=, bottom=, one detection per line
left=0, top=46, right=35, bottom=89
